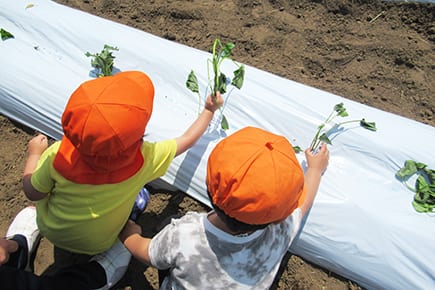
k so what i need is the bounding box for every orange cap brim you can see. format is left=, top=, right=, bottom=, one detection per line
left=53, top=136, right=143, bottom=184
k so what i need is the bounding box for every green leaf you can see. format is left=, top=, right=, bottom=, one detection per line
left=428, top=165, right=435, bottom=188
left=334, top=103, right=344, bottom=111
left=0, top=28, right=14, bottom=41
left=103, top=44, right=119, bottom=51
left=412, top=201, right=430, bottom=213
left=319, top=133, right=332, bottom=145
left=416, top=175, right=431, bottom=195
left=217, top=73, right=227, bottom=94
left=186, top=70, right=199, bottom=93
left=397, top=159, right=435, bottom=213
left=85, top=44, right=118, bottom=77
left=231, top=65, right=245, bottom=89
left=416, top=162, right=428, bottom=171
left=293, top=146, right=302, bottom=153
left=337, top=110, right=348, bottom=117
left=396, top=160, right=419, bottom=179
left=221, top=114, right=229, bottom=130
left=221, top=42, right=235, bottom=59
left=334, top=103, right=348, bottom=117
left=360, top=119, right=377, bottom=131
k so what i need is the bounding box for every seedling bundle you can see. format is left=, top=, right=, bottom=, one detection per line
left=186, top=38, right=245, bottom=130
left=85, top=44, right=119, bottom=77
left=396, top=160, right=435, bottom=213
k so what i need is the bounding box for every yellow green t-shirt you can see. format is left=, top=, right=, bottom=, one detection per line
left=31, top=139, right=177, bottom=255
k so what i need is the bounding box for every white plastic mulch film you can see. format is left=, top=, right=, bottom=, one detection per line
left=1, top=1, right=434, bottom=289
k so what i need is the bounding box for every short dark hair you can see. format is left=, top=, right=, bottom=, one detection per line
left=207, top=190, right=269, bottom=233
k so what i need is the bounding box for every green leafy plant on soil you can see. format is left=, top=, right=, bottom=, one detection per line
left=85, top=44, right=119, bottom=77
left=186, top=38, right=245, bottom=130
left=308, top=102, right=377, bottom=152
left=396, top=160, right=435, bottom=213
left=0, top=28, right=14, bottom=41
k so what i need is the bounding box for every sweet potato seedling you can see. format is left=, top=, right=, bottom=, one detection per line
left=186, top=38, right=245, bottom=130
left=85, top=44, right=119, bottom=77
left=396, top=160, right=435, bottom=213
left=309, top=102, right=377, bottom=151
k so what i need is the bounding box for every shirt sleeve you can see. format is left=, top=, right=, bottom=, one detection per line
left=148, top=217, right=181, bottom=269
left=141, top=139, right=177, bottom=180
left=284, top=207, right=303, bottom=248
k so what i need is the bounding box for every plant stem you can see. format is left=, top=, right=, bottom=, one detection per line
left=212, top=39, right=220, bottom=96
left=336, top=120, right=360, bottom=126
left=309, top=125, right=323, bottom=151
left=324, top=110, right=337, bottom=125
left=309, top=107, right=337, bottom=151
left=196, top=92, right=202, bottom=116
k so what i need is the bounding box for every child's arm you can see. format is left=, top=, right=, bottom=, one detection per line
left=300, top=144, right=329, bottom=217
left=174, top=92, right=223, bottom=156
left=22, top=134, right=48, bottom=201
left=119, top=220, right=152, bottom=265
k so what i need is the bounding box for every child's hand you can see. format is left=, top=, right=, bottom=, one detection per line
left=119, top=220, right=142, bottom=242
left=305, top=143, right=329, bottom=174
left=205, top=92, right=224, bottom=113
left=0, top=239, right=18, bottom=265
left=28, top=134, right=48, bottom=156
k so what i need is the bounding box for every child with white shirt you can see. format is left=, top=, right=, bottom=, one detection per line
left=120, top=126, right=329, bottom=289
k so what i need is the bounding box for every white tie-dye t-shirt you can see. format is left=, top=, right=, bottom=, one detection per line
left=149, top=209, right=303, bottom=289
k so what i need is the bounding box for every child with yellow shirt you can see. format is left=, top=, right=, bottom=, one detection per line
left=22, top=71, right=223, bottom=289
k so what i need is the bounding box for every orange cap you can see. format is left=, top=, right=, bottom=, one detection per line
left=206, top=127, right=306, bottom=225
left=53, top=71, right=154, bottom=184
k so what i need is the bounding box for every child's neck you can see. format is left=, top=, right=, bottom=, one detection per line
left=208, top=212, right=253, bottom=236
